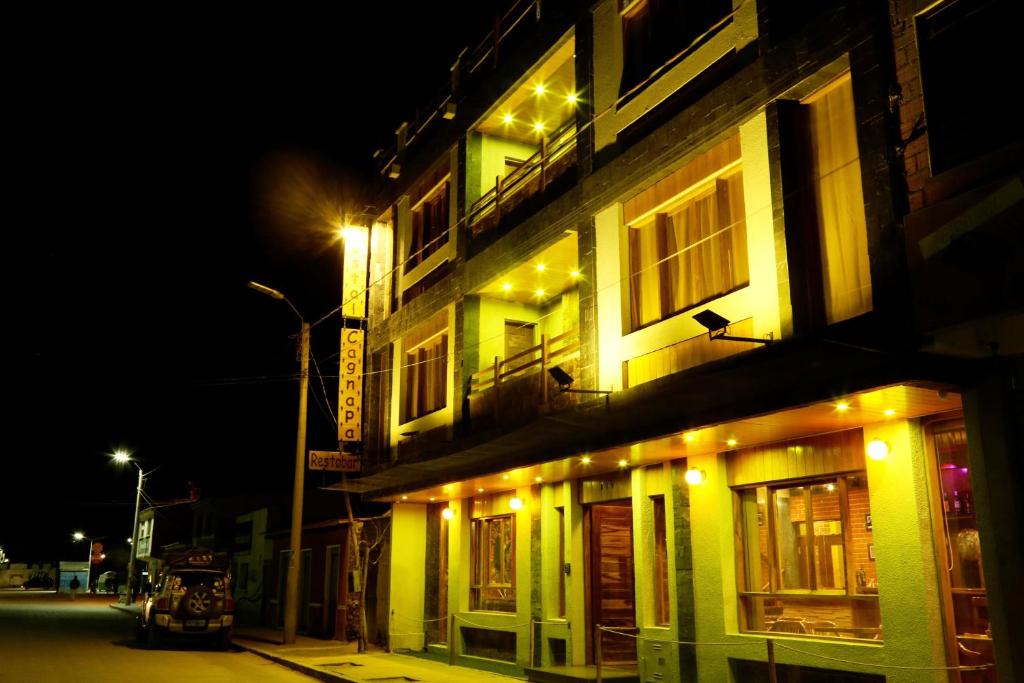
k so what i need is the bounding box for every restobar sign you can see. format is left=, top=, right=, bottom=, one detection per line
left=338, top=328, right=365, bottom=442
left=308, top=450, right=360, bottom=472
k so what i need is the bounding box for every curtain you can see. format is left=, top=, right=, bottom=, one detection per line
left=807, top=74, right=872, bottom=323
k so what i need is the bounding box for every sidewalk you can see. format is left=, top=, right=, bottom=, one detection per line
left=233, top=626, right=525, bottom=682
left=110, top=603, right=521, bottom=682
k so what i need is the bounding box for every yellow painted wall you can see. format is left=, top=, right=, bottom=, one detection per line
left=389, top=503, right=427, bottom=651
left=480, top=134, right=538, bottom=197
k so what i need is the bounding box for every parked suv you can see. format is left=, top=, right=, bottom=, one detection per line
left=136, top=549, right=233, bottom=648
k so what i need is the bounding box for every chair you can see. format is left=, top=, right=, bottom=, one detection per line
left=769, top=618, right=807, bottom=634
left=808, top=620, right=839, bottom=636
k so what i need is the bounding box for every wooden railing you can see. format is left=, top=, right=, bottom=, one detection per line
left=468, top=120, right=578, bottom=237
left=469, top=326, right=580, bottom=408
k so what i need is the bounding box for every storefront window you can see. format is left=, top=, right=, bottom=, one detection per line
left=471, top=515, right=515, bottom=612
left=735, top=474, right=882, bottom=640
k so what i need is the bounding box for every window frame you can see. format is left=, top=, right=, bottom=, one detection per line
left=401, top=327, right=449, bottom=423
left=470, top=514, right=516, bottom=612
left=406, top=177, right=451, bottom=274
left=733, top=471, right=882, bottom=639
left=625, top=164, right=748, bottom=332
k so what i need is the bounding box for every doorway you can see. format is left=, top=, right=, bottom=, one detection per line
left=586, top=501, right=637, bottom=665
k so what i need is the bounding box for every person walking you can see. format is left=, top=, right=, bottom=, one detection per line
left=69, top=575, right=80, bottom=601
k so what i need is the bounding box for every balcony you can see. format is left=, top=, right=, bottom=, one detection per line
left=468, top=119, right=578, bottom=239
left=468, top=325, right=581, bottom=431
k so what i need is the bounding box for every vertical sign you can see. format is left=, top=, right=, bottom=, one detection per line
left=338, top=328, right=365, bottom=442
left=341, top=228, right=369, bottom=318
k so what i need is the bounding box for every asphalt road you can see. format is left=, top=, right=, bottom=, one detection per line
left=0, top=592, right=315, bottom=682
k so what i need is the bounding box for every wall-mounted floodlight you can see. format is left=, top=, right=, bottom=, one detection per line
left=692, top=309, right=774, bottom=344
left=548, top=366, right=610, bottom=397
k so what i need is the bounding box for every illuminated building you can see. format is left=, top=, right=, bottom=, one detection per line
left=332, top=1, right=1022, bottom=679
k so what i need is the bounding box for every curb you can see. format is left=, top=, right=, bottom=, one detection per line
left=232, top=639, right=356, bottom=683
left=108, top=603, right=140, bottom=616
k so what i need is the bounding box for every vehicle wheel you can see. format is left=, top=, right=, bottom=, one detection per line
left=146, top=619, right=162, bottom=648
left=215, top=627, right=233, bottom=650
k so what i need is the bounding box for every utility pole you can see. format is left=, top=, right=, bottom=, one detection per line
left=283, top=320, right=310, bottom=644
left=126, top=465, right=143, bottom=603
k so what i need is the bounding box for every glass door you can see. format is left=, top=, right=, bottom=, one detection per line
left=928, top=419, right=995, bottom=682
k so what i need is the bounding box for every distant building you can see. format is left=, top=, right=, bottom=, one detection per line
left=331, top=0, right=1021, bottom=680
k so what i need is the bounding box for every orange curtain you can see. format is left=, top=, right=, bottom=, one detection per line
left=806, top=74, right=872, bottom=323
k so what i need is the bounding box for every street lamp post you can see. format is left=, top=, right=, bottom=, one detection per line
left=72, top=532, right=104, bottom=593
left=248, top=280, right=310, bottom=645
left=112, top=450, right=144, bottom=603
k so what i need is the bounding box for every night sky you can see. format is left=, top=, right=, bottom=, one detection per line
left=7, top=4, right=504, bottom=563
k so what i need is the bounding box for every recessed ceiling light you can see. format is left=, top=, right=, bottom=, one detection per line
left=534, top=476, right=543, bottom=483
left=534, top=84, right=546, bottom=96
left=502, top=282, right=512, bottom=292
left=580, top=455, right=592, bottom=465
left=477, top=487, right=485, bottom=493
left=400, top=495, right=408, bottom=500
left=684, top=433, right=696, bottom=442
left=502, top=112, right=514, bottom=124
left=502, top=474, right=509, bottom=480
left=535, top=288, right=546, bottom=297
left=566, top=93, right=578, bottom=104
left=884, top=408, right=895, bottom=417
left=533, top=121, right=545, bottom=133
left=727, top=438, right=738, bottom=447
left=836, top=402, right=850, bottom=412
left=570, top=270, right=581, bottom=279
left=429, top=496, right=436, bottom=501
left=535, top=263, right=546, bottom=272
left=617, top=459, right=628, bottom=468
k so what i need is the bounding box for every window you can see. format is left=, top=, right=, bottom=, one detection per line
left=652, top=496, right=670, bottom=625
left=917, top=0, right=1018, bottom=174
left=735, top=474, right=882, bottom=640
left=803, top=73, right=871, bottom=323
left=619, top=0, right=732, bottom=96
left=471, top=515, right=515, bottom=612
left=406, top=181, right=450, bottom=273
left=627, top=170, right=748, bottom=330
left=401, top=312, right=448, bottom=422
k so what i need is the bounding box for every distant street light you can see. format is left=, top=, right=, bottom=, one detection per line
left=112, top=449, right=145, bottom=604
left=72, top=532, right=105, bottom=593
left=247, top=280, right=310, bottom=645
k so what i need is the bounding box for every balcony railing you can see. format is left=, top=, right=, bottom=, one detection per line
left=467, top=326, right=580, bottom=429
left=468, top=121, right=578, bottom=238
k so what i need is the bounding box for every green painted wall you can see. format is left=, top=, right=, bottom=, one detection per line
left=479, top=134, right=538, bottom=197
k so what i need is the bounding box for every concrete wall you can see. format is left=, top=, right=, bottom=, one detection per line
left=389, top=503, right=427, bottom=651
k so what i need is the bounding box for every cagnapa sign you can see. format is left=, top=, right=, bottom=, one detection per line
left=338, top=328, right=365, bottom=442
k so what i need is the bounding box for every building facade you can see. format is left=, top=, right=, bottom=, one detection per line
left=338, top=0, right=1021, bottom=681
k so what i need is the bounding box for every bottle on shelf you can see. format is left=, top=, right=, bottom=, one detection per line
left=962, top=490, right=972, bottom=515
left=953, top=489, right=962, bottom=514
left=942, top=490, right=950, bottom=514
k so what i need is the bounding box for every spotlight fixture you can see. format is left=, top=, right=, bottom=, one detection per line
left=442, top=508, right=455, bottom=520
left=547, top=365, right=613, bottom=398
left=510, top=497, right=524, bottom=511
left=692, top=309, right=774, bottom=344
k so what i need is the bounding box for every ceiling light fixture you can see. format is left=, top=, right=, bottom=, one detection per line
left=685, top=468, right=706, bottom=485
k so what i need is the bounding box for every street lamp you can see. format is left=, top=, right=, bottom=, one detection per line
left=248, top=280, right=310, bottom=645
left=72, top=532, right=105, bottom=593
left=112, top=449, right=145, bottom=603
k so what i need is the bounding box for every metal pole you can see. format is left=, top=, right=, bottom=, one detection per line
left=125, top=466, right=143, bottom=603
left=767, top=639, right=777, bottom=683
left=283, top=321, right=310, bottom=644
left=85, top=538, right=92, bottom=594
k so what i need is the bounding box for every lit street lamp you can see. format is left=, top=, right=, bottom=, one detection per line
left=72, top=532, right=105, bottom=592
left=247, top=280, right=310, bottom=645
left=112, top=449, right=145, bottom=603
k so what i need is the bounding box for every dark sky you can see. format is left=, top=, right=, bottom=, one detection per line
left=7, top=4, right=504, bottom=563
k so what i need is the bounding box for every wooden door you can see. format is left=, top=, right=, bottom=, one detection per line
left=590, top=503, right=637, bottom=664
